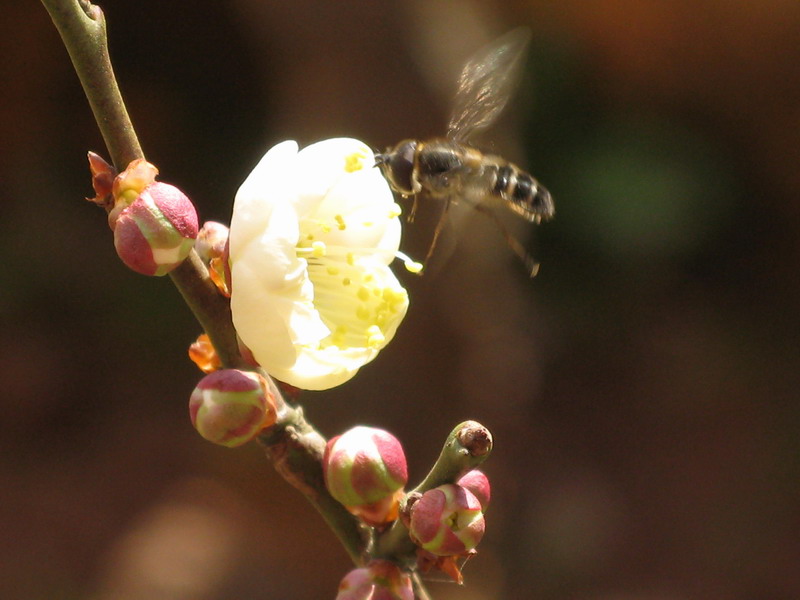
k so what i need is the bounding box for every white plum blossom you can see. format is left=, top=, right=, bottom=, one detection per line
left=229, top=138, right=415, bottom=390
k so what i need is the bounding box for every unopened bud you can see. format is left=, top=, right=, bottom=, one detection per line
left=189, top=369, right=277, bottom=447
left=195, top=221, right=230, bottom=296
left=195, top=221, right=229, bottom=262
left=409, top=483, right=485, bottom=556
left=323, top=426, right=408, bottom=525
left=336, top=560, right=413, bottom=600
left=457, top=469, right=491, bottom=512
left=112, top=182, right=198, bottom=276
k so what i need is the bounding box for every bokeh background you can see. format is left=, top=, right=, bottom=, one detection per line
left=2, top=0, right=800, bottom=598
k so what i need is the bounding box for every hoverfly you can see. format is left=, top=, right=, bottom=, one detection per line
left=375, top=28, right=553, bottom=276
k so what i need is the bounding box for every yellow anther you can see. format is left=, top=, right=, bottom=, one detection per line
left=346, top=252, right=355, bottom=266
left=335, top=214, right=346, bottom=231
left=388, top=203, right=402, bottom=218
left=404, top=260, right=424, bottom=274
left=344, top=148, right=368, bottom=173
left=357, top=286, right=370, bottom=302
left=342, top=277, right=351, bottom=286
left=356, top=306, right=371, bottom=321
left=326, top=265, right=340, bottom=276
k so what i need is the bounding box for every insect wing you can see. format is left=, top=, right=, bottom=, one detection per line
left=446, top=27, right=532, bottom=142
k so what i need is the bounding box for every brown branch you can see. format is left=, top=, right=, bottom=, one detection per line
left=41, top=0, right=367, bottom=565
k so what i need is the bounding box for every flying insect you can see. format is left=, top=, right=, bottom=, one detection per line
left=375, top=28, right=553, bottom=275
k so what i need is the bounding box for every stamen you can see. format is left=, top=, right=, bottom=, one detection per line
left=395, top=250, right=423, bottom=274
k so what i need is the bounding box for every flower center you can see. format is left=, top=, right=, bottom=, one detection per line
left=305, top=250, right=408, bottom=351
left=294, top=206, right=416, bottom=352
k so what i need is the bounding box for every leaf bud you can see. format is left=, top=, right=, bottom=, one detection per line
left=409, top=483, right=485, bottom=556
left=336, top=560, right=413, bottom=600
left=112, top=181, right=199, bottom=276
left=323, top=426, right=408, bottom=524
left=189, top=369, right=277, bottom=447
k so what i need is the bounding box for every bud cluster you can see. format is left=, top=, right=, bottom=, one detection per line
left=324, top=425, right=493, bottom=594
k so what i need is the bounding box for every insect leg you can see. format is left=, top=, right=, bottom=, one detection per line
left=424, top=196, right=452, bottom=268
left=470, top=202, right=540, bottom=277
left=408, top=195, right=419, bottom=223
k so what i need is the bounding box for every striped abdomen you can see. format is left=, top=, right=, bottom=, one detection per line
left=490, top=162, right=554, bottom=223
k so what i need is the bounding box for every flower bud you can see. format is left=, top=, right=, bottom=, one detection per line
left=195, top=221, right=230, bottom=296
left=323, top=426, right=408, bottom=524
left=189, top=369, right=277, bottom=447
left=409, top=484, right=485, bottom=556
left=457, top=469, right=491, bottom=512
left=113, top=182, right=199, bottom=276
left=336, top=560, right=413, bottom=600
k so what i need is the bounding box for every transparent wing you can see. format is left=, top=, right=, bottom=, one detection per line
left=447, top=27, right=532, bottom=142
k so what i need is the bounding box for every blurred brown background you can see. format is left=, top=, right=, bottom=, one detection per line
left=2, top=0, right=800, bottom=598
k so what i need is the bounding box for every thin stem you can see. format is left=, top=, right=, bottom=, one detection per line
left=258, top=398, right=365, bottom=564
left=41, top=0, right=142, bottom=169
left=41, top=0, right=368, bottom=567
left=168, top=251, right=246, bottom=369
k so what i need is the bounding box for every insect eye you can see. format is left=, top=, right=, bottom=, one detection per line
left=385, top=141, right=417, bottom=195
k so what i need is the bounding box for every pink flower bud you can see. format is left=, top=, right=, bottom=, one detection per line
left=336, top=560, right=413, bottom=600
left=195, top=221, right=229, bottom=263
left=189, top=369, right=277, bottom=447
left=113, top=182, right=199, bottom=276
left=323, top=427, right=408, bottom=518
left=409, top=484, right=485, bottom=556
left=457, top=469, right=491, bottom=512
left=196, top=221, right=231, bottom=295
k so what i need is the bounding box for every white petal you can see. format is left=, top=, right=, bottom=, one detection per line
left=293, top=138, right=374, bottom=218
left=229, top=138, right=409, bottom=391
left=230, top=140, right=300, bottom=260
left=311, top=167, right=401, bottom=260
